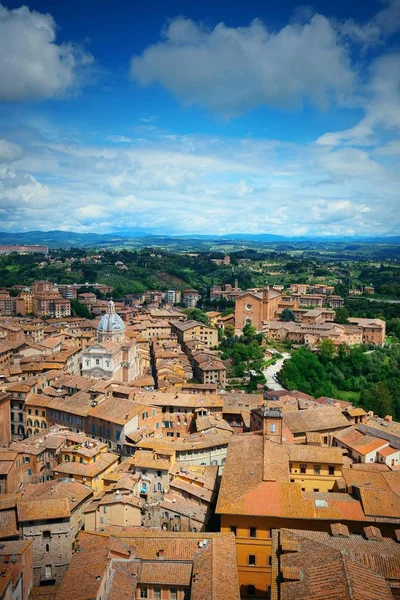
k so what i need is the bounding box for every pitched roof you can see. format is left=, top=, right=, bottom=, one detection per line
left=283, top=407, right=350, bottom=434
left=285, top=444, right=344, bottom=465
left=54, top=452, right=118, bottom=478
left=56, top=530, right=239, bottom=600
left=20, top=479, right=93, bottom=511
left=17, top=497, right=70, bottom=521
left=277, top=529, right=396, bottom=600
left=89, top=397, right=145, bottom=424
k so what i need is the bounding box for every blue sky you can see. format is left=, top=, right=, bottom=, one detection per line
left=0, top=0, right=399, bottom=236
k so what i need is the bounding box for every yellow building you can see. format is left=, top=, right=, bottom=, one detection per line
left=205, top=311, right=222, bottom=327
left=286, top=444, right=344, bottom=492
left=83, top=489, right=144, bottom=531
left=25, top=396, right=50, bottom=435
left=171, top=320, right=219, bottom=348
left=53, top=438, right=119, bottom=495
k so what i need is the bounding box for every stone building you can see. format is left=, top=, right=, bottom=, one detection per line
left=17, top=480, right=92, bottom=586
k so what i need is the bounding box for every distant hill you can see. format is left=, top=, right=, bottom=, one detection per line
left=0, top=230, right=399, bottom=249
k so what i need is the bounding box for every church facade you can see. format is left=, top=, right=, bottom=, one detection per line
left=234, top=283, right=296, bottom=332
left=81, top=301, right=140, bottom=382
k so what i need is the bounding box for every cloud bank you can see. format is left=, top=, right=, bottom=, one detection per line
left=131, top=16, right=355, bottom=116
left=0, top=3, right=95, bottom=101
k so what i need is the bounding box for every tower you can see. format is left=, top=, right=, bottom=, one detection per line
left=262, top=282, right=271, bottom=320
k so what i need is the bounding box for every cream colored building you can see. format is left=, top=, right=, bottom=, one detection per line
left=81, top=301, right=140, bottom=382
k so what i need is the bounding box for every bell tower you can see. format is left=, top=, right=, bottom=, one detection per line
left=262, top=282, right=270, bottom=320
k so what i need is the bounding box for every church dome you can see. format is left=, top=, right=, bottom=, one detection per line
left=98, top=300, right=125, bottom=334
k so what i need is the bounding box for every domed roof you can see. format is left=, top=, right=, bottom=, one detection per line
left=97, top=300, right=125, bottom=333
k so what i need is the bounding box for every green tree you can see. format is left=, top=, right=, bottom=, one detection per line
left=184, top=308, right=208, bottom=324
left=280, top=308, right=295, bottom=322
left=334, top=307, right=350, bottom=324
left=70, top=299, right=91, bottom=319
left=224, top=324, right=235, bottom=338
left=360, top=382, right=393, bottom=418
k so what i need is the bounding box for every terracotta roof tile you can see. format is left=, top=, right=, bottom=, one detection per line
left=17, top=497, right=70, bottom=521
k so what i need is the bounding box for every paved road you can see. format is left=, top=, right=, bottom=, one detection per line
left=348, top=297, right=400, bottom=304
left=263, top=352, right=291, bottom=391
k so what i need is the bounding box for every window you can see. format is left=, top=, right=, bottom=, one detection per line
left=65, top=455, right=70, bottom=462
left=230, top=526, right=237, bottom=536
left=247, top=585, right=255, bottom=597
left=248, top=554, right=256, bottom=566
left=46, top=544, right=50, bottom=552
left=43, top=531, right=51, bottom=538
left=268, top=555, right=272, bottom=566
left=170, top=589, right=177, bottom=600
left=28, top=409, right=31, bottom=415
left=329, top=466, right=335, bottom=475
left=96, top=359, right=100, bottom=365
left=249, top=527, right=256, bottom=538
left=314, top=465, right=321, bottom=476
left=45, top=565, right=52, bottom=580
left=24, top=457, right=30, bottom=463
left=270, top=423, right=276, bottom=433
left=154, top=588, right=161, bottom=600
left=300, top=464, right=306, bottom=474
left=313, top=488, right=319, bottom=492
left=139, top=588, right=147, bottom=599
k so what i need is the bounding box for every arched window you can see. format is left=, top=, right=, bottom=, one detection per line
left=45, top=544, right=49, bottom=552
left=35, top=428, right=40, bottom=434
left=27, top=428, right=32, bottom=436
left=18, top=425, right=25, bottom=435
left=27, top=419, right=32, bottom=427
left=41, top=421, right=46, bottom=428
left=34, top=420, right=40, bottom=428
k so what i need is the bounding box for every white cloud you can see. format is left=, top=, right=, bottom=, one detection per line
left=106, top=135, right=133, bottom=143
left=131, top=15, right=355, bottom=116
left=338, top=0, right=400, bottom=47
left=0, top=128, right=398, bottom=237
left=0, top=4, right=95, bottom=101
left=316, top=52, right=400, bottom=148
left=0, top=139, right=23, bottom=162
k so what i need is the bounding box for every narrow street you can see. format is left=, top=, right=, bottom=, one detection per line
left=263, top=352, right=291, bottom=390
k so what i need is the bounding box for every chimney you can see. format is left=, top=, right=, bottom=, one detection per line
left=364, top=526, right=382, bottom=541
left=384, top=415, right=392, bottom=422
left=330, top=523, right=349, bottom=537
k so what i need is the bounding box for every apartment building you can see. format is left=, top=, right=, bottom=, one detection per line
left=52, top=438, right=119, bottom=494
left=171, top=320, right=218, bottom=348
left=347, top=317, right=386, bottom=345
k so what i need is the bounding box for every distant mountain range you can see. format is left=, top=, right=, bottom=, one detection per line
left=0, top=230, right=399, bottom=249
